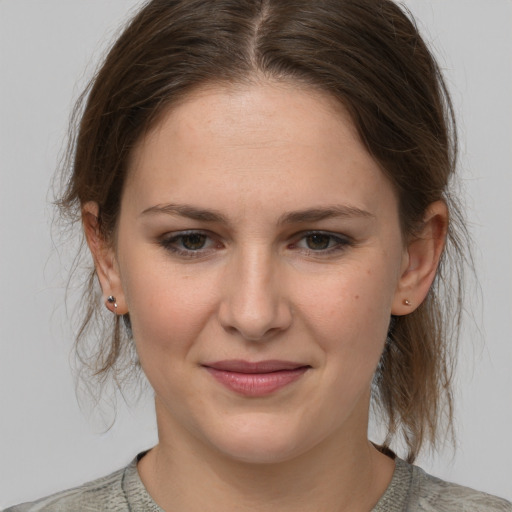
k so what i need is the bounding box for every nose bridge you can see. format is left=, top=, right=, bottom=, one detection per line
left=219, top=242, right=290, bottom=340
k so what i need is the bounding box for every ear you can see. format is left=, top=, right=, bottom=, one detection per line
left=391, top=200, right=448, bottom=315
left=82, top=202, right=128, bottom=315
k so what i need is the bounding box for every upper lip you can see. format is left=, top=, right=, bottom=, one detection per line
left=203, top=360, right=309, bottom=373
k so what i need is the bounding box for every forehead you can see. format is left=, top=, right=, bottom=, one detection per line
left=124, top=81, right=396, bottom=219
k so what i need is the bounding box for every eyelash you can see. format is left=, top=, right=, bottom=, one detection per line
left=158, top=230, right=353, bottom=259
left=158, top=230, right=219, bottom=258
left=290, top=231, right=353, bottom=255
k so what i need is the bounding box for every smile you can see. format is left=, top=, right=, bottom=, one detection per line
left=202, top=360, right=310, bottom=397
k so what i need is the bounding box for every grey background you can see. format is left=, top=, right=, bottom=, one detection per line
left=1, top=0, right=511, bottom=507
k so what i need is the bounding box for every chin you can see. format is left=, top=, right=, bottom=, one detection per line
left=215, top=437, right=302, bottom=465
left=202, top=414, right=316, bottom=465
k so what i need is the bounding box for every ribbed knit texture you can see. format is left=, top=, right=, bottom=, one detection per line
left=5, top=454, right=511, bottom=511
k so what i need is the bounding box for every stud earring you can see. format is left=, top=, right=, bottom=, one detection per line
left=107, top=295, right=118, bottom=313
left=403, top=299, right=411, bottom=306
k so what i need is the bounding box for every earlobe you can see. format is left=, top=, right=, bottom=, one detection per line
left=82, top=202, right=128, bottom=315
left=391, top=201, right=448, bottom=316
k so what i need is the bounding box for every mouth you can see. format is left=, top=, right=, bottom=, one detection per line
left=202, top=360, right=311, bottom=397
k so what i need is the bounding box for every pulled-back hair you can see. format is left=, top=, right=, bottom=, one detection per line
left=59, top=0, right=470, bottom=462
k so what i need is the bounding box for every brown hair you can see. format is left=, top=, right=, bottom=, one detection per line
left=59, top=0, right=470, bottom=462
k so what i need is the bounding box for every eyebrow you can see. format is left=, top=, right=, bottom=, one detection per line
left=140, top=203, right=228, bottom=222
left=140, top=203, right=374, bottom=224
left=277, top=205, right=375, bottom=224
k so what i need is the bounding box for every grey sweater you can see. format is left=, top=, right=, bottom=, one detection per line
left=4, top=454, right=511, bottom=511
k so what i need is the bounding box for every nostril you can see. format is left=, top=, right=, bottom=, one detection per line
left=218, top=307, right=291, bottom=342
left=217, top=265, right=292, bottom=341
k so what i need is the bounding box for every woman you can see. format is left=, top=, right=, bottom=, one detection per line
left=5, top=0, right=511, bottom=510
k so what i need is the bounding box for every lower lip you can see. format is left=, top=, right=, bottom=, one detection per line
left=204, top=367, right=309, bottom=397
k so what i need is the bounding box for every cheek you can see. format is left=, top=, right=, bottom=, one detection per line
left=297, top=258, right=397, bottom=367
left=120, top=257, right=216, bottom=364
left=302, top=264, right=394, bottom=327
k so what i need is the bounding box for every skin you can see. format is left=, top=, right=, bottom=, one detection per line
left=85, top=81, right=447, bottom=511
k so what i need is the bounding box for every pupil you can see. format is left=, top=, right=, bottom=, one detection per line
left=306, top=234, right=330, bottom=250
left=182, top=234, right=206, bottom=250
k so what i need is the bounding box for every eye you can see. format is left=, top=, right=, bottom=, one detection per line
left=292, top=231, right=352, bottom=254
left=179, top=233, right=208, bottom=250
left=158, top=231, right=220, bottom=257
left=304, top=233, right=333, bottom=250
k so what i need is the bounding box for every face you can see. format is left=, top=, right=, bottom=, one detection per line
left=108, top=82, right=411, bottom=463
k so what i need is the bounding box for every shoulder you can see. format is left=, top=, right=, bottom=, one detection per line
left=407, top=463, right=512, bottom=512
left=3, top=466, right=129, bottom=512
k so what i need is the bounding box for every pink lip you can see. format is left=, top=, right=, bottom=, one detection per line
left=202, top=360, right=310, bottom=397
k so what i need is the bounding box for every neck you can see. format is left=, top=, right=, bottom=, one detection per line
left=138, top=405, right=394, bottom=512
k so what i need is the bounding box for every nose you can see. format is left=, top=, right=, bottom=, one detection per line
left=218, top=246, right=292, bottom=341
